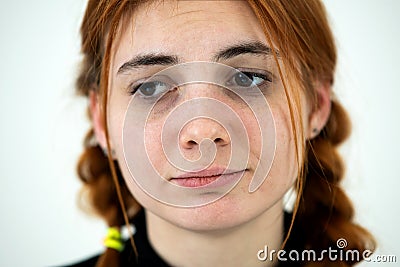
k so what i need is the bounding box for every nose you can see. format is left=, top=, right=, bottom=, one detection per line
left=179, top=118, right=230, bottom=150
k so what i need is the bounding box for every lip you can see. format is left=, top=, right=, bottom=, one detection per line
left=170, top=167, right=246, bottom=188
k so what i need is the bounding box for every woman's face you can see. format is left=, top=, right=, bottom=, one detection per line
left=103, top=0, right=311, bottom=231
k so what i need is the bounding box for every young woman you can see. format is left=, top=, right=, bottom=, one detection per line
left=71, top=0, right=375, bottom=266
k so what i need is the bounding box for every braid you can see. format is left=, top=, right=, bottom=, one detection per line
left=76, top=129, right=140, bottom=267
left=77, top=129, right=139, bottom=226
left=297, top=100, right=375, bottom=266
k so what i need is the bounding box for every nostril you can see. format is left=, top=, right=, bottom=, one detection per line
left=187, top=140, right=197, bottom=146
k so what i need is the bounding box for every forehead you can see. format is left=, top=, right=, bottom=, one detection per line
left=112, top=0, right=268, bottom=67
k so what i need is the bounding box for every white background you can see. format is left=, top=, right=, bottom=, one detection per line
left=0, top=1, right=399, bottom=266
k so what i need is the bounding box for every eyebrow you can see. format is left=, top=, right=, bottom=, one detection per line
left=213, top=41, right=276, bottom=61
left=117, top=53, right=179, bottom=74
left=117, top=41, right=276, bottom=74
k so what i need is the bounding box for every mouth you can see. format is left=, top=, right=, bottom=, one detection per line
left=169, top=167, right=247, bottom=188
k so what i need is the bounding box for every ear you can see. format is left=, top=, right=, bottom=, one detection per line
left=89, top=91, right=107, bottom=149
left=307, top=80, right=332, bottom=139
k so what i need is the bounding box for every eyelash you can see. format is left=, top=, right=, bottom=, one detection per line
left=127, top=76, right=173, bottom=97
left=227, top=70, right=273, bottom=88
left=129, top=80, right=173, bottom=97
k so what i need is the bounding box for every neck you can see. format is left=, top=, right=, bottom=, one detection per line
left=146, top=202, right=284, bottom=267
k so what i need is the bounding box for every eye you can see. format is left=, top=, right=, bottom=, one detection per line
left=130, top=80, right=173, bottom=97
left=227, top=71, right=271, bottom=88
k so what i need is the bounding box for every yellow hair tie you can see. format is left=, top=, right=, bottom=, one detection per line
left=103, top=227, right=124, bottom=252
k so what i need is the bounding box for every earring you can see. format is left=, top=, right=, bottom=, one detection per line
left=312, top=128, right=320, bottom=136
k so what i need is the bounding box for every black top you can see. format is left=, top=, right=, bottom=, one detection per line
left=62, top=211, right=304, bottom=267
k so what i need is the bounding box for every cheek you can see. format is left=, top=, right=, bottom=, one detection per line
left=107, top=87, right=131, bottom=153
left=107, top=91, right=169, bottom=175
left=143, top=122, right=168, bottom=173
left=274, top=109, right=295, bottom=157
left=267, top=102, right=299, bottom=187
left=108, top=110, right=125, bottom=154
left=244, top=90, right=298, bottom=187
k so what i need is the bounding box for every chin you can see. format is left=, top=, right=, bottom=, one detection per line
left=147, top=187, right=279, bottom=232
left=167, top=196, right=247, bottom=231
